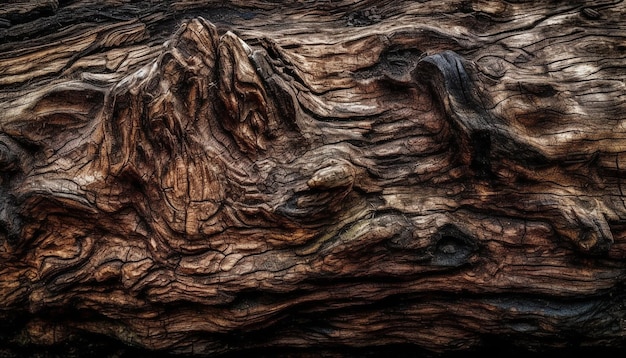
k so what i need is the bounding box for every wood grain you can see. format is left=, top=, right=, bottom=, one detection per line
left=1, top=0, right=626, bottom=355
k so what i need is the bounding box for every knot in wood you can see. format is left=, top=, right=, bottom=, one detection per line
left=307, top=160, right=356, bottom=191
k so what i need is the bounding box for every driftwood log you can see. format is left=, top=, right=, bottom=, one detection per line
left=1, top=0, right=626, bottom=356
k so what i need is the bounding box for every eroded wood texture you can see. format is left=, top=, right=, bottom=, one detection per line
left=1, top=0, right=626, bottom=355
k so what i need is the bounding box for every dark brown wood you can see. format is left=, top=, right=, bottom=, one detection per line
left=1, top=0, right=626, bottom=355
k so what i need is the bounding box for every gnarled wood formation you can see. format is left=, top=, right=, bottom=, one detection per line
left=1, top=0, right=626, bottom=355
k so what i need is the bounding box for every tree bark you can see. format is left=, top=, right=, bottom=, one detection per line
left=1, top=0, right=626, bottom=356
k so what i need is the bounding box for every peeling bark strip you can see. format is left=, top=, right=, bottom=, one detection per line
left=1, top=0, right=626, bottom=355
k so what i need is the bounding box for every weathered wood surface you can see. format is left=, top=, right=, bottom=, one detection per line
left=1, top=0, right=626, bottom=355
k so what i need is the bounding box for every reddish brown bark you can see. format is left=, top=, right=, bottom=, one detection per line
left=1, top=0, right=626, bottom=356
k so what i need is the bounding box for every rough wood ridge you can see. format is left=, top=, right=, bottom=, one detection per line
left=1, top=0, right=626, bottom=355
